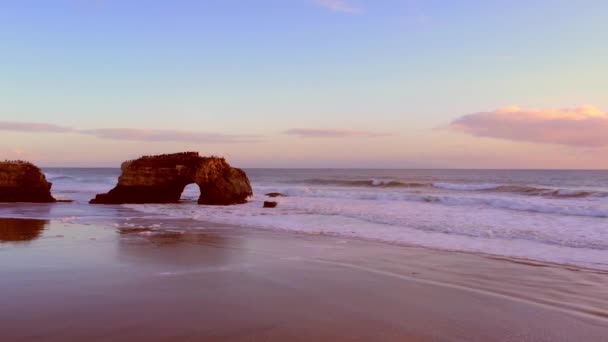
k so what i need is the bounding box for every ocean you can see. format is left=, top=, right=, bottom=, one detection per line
left=2, top=168, right=607, bottom=270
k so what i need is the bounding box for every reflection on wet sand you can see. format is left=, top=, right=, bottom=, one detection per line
left=0, top=218, right=49, bottom=242
left=116, top=225, right=236, bottom=267
left=0, top=220, right=607, bottom=341
left=117, top=227, right=228, bottom=246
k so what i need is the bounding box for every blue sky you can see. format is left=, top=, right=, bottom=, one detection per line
left=1, top=0, right=607, bottom=168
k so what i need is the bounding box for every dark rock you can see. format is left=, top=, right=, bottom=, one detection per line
left=0, top=161, right=56, bottom=203
left=265, top=192, right=287, bottom=198
left=263, top=201, right=278, bottom=208
left=90, top=152, right=253, bottom=205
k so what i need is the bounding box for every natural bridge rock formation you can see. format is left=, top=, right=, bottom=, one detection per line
left=0, top=161, right=56, bottom=203
left=90, top=152, right=253, bottom=205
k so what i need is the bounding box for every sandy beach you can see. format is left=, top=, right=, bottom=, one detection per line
left=1, top=217, right=607, bottom=341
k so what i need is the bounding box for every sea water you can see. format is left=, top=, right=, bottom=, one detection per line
left=1, top=168, right=607, bottom=270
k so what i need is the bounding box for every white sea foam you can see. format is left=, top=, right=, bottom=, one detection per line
left=125, top=193, right=608, bottom=270
left=302, top=178, right=608, bottom=198
left=432, top=182, right=503, bottom=191
left=251, top=185, right=608, bottom=218
left=371, top=179, right=384, bottom=186
left=60, top=216, right=79, bottom=223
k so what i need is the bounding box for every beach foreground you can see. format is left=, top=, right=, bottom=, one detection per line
left=1, top=218, right=607, bottom=341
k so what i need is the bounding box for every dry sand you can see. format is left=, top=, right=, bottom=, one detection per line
left=1, top=218, right=607, bottom=341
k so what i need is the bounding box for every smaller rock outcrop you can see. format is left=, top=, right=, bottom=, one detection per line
left=90, top=152, right=252, bottom=205
left=265, top=192, right=286, bottom=198
left=263, top=201, right=278, bottom=208
left=0, top=161, right=56, bottom=203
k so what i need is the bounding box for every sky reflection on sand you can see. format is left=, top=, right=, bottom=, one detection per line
left=1, top=218, right=607, bottom=341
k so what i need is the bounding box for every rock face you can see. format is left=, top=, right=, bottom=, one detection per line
left=263, top=201, right=278, bottom=208
left=90, top=152, right=253, bottom=205
left=0, top=161, right=56, bottom=203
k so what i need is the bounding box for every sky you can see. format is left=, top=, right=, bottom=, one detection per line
left=1, top=0, right=607, bottom=168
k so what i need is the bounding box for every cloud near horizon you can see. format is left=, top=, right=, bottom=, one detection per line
left=80, top=128, right=260, bottom=143
left=315, top=0, right=362, bottom=14
left=0, top=121, right=73, bottom=133
left=285, top=128, right=390, bottom=138
left=449, top=105, right=608, bottom=147
left=0, top=121, right=261, bottom=143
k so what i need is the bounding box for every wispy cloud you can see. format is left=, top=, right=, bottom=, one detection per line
left=0, top=121, right=261, bottom=143
left=315, top=0, right=363, bottom=14
left=449, top=105, right=608, bottom=147
left=81, top=128, right=260, bottom=143
left=0, top=121, right=73, bottom=133
left=285, top=128, right=390, bottom=138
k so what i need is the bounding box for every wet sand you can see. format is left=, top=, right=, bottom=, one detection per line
left=1, top=218, right=607, bottom=341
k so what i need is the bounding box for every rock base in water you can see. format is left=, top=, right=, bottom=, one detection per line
left=0, top=161, right=56, bottom=203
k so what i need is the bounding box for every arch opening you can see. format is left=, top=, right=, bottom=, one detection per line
left=180, top=183, right=201, bottom=203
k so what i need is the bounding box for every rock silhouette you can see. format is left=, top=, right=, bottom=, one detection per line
left=90, top=152, right=252, bottom=205
left=263, top=201, right=278, bottom=208
left=0, top=161, right=56, bottom=203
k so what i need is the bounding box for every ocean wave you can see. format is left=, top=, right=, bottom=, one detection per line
left=46, top=173, right=74, bottom=181
left=255, top=186, right=608, bottom=218
left=432, top=182, right=502, bottom=191
left=436, top=183, right=605, bottom=198
left=492, top=185, right=597, bottom=198
left=304, top=178, right=430, bottom=188
left=300, top=179, right=607, bottom=198
left=46, top=173, right=116, bottom=185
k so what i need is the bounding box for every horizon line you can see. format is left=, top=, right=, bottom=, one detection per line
left=40, top=166, right=608, bottom=171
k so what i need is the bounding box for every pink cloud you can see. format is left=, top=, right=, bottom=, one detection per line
left=285, top=128, right=390, bottom=138
left=315, top=0, right=362, bottom=14
left=0, top=121, right=260, bottom=143
left=449, top=105, right=608, bottom=147
left=0, top=121, right=73, bottom=133
left=80, top=128, right=260, bottom=143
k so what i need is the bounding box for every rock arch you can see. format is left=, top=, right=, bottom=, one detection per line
left=90, top=152, right=253, bottom=205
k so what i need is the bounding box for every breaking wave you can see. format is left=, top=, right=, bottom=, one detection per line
left=256, top=186, right=608, bottom=218
left=303, top=179, right=607, bottom=199
left=304, top=178, right=430, bottom=188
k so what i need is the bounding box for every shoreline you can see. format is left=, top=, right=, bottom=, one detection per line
left=2, top=217, right=607, bottom=341
left=2, top=208, right=608, bottom=274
